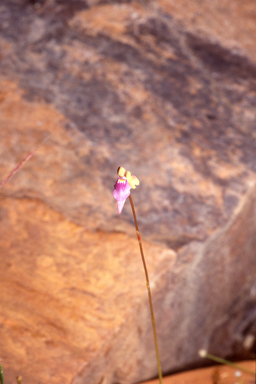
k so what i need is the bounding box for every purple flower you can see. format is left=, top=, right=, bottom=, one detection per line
left=113, top=166, right=139, bottom=214
left=113, top=177, right=132, bottom=214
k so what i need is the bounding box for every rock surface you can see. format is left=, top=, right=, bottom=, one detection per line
left=0, top=195, right=176, bottom=384
left=1, top=0, right=256, bottom=248
left=140, top=360, right=255, bottom=384
left=0, top=0, right=256, bottom=383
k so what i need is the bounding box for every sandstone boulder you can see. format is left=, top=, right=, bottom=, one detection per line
left=0, top=0, right=255, bottom=383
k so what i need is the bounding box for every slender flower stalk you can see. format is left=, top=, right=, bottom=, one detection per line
left=0, top=139, right=48, bottom=384
left=129, top=194, right=163, bottom=384
left=0, top=136, right=49, bottom=188
left=0, top=148, right=37, bottom=187
left=199, top=350, right=255, bottom=376
left=113, top=167, right=163, bottom=384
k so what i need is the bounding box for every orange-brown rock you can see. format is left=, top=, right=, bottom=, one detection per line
left=0, top=195, right=176, bottom=384
left=0, top=0, right=256, bottom=383
left=140, top=360, right=255, bottom=384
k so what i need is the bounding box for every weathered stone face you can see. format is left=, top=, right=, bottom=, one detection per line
left=141, top=360, right=256, bottom=384
left=0, top=0, right=256, bottom=383
left=1, top=0, right=256, bottom=248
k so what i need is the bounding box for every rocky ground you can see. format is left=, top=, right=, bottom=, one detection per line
left=0, top=0, right=255, bottom=383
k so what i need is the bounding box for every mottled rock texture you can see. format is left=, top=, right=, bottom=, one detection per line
left=0, top=0, right=256, bottom=383
left=0, top=196, right=175, bottom=384
left=140, top=360, right=255, bottom=384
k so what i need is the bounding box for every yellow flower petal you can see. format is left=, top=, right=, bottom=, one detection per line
left=129, top=175, right=140, bottom=189
left=117, top=166, right=139, bottom=189
left=117, top=166, right=126, bottom=177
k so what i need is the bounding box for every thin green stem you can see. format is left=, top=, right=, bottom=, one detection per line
left=0, top=361, right=5, bottom=384
left=205, top=353, right=255, bottom=376
left=129, top=195, right=163, bottom=384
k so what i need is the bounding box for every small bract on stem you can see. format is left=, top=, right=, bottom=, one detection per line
left=16, top=376, right=23, bottom=384
left=198, top=350, right=255, bottom=376
left=113, top=166, right=163, bottom=384
left=0, top=360, right=5, bottom=384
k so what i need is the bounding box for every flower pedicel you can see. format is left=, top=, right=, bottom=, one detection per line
left=113, top=166, right=163, bottom=384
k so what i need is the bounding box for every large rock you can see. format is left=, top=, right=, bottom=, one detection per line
left=140, top=360, right=256, bottom=384
left=0, top=195, right=176, bottom=384
left=0, top=0, right=256, bottom=383
left=1, top=0, right=256, bottom=249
